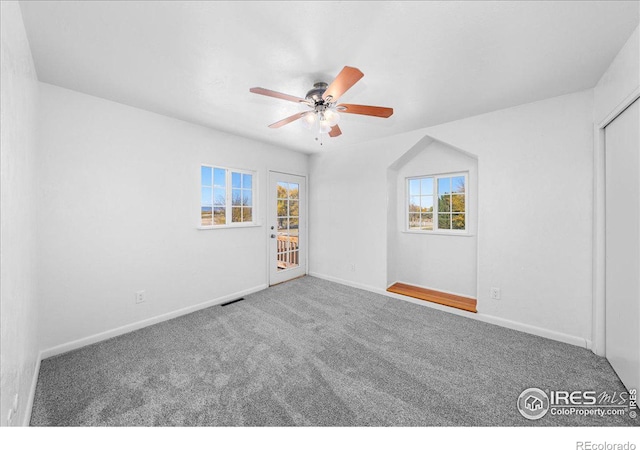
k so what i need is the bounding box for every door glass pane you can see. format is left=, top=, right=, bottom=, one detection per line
left=277, top=251, right=286, bottom=271
left=289, top=250, right=299, bottom=268
left=288, top=236, right=298, bottom=252
left=277, top=182, right=289, bottom=198
left=289, top=200, right=299, bottom=217
left=289, top=183, right=299, bottom=199
left=277, top=217, right=288, bottom=231
left=289, top=217, right=299, bottom=236
left=277, top=200, right=288, bottom=217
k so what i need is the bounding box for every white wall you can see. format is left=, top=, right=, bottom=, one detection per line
left=0, top=2, right=40, bottom=426
left=310, top=90, right=594, bottom=346
left=309, top=130, right=429, bottom=288
left=37, top=83, right=308, bottom=353
left=423, top=90, right=594, bottom=343
left=392, top=141, right=478, bottom=297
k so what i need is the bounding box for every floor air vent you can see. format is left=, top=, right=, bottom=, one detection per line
left=220, top=297, right=245, bottom=307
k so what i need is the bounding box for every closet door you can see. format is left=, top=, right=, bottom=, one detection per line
left=605, top=98, right=639, bottom=392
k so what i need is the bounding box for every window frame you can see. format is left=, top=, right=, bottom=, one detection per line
left=405, top=171, right=469, bottom=235
left=199, top=164, right=259, bottom=229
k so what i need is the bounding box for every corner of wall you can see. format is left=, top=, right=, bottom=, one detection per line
left=1, top=0, right=41, bottom=427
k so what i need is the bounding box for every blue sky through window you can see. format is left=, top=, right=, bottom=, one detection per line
left=214, top=168, right=225, bottom=187
left=201, top=166, right=212, bottom=186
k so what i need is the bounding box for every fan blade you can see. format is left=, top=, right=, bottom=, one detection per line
left=337, top=103, right=394, bottom=118
left=250, top=87, right=309, bottom=104
left=322, top=66, right=364, bottom=102
left=268, top=111, right=311, bottom=128
left=329, top=125, right=342, bottom=137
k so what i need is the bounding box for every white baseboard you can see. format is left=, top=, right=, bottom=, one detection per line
left=472, top=313, right=589, bottom=349
left=40, top=284, right=268, bottom=360
left=23, top=350, right=42, bottom=427
left=309, top=271, right=589, bottom=349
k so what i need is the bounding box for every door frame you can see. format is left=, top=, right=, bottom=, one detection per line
left=266, top=170, right=308, bottom=286
left=592, top=87, right=640, bottom=356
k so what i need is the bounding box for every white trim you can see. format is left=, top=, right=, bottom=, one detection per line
left=401, top=230, right=474, bottom=237
left=40, top=284, right=268, bottom=359
left=310, top=272, right=589, bottom=349
left=592, top=88, right=640, bottom=357
left=598, top=86, right=640, bottom=129
left=197, top=223, right=262, bottom=230
left=23, top=351, right=42, bottom=427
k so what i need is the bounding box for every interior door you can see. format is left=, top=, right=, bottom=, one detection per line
left=269, top=172, right=306, bottom=285
left=605, top=98, right=639, bottom=393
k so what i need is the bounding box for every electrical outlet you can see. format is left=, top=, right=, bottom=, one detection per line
left=490, top=287, right=501, bottom=300
left=135, top=290, right=145, bottom=304
left=350, top=264, right=356, bottom=272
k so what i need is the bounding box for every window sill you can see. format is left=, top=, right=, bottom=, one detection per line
left=198, top=223, right=261, bottom=230
left=402, top=230, right=474, bottom=237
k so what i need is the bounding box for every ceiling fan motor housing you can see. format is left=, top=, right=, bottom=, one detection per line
left=305, top=82, right=329, bottom=104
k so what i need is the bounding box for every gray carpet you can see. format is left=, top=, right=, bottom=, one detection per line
left=30, top=276, right=636, bottom=426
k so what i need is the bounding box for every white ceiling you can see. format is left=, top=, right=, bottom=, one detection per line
left=20, top=1, right=640, bottom=153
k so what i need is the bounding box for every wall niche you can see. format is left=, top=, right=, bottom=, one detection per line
left=387, top=136, right=478, bottom=298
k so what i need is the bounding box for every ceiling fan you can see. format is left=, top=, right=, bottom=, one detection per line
left=249, top=66, right=393, bottom=140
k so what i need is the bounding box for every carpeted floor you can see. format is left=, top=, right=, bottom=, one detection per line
left=30, top=276, right=636, bottom=426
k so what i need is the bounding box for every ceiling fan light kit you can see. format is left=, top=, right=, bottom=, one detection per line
left=250, top=66, right=393, bottom=143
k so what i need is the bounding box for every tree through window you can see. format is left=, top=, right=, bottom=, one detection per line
left=407, top=173, right=467, bottom=233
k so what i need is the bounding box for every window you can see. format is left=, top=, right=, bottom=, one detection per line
left=407, top=173, right=467, bottom=233
left=201, top=165, right=256, bottom=227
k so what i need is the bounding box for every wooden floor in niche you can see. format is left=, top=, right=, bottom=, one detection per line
left=387, top=282, right=477, bottom=313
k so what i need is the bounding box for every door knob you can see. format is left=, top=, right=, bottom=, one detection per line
left=271, top=234, right=276, bottom=238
